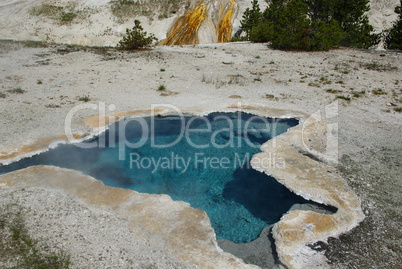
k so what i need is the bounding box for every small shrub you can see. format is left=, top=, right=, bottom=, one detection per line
left=8, top=87, right=25, bottom=94
left=157, top=85, right=166, bottom=91
left=118, top=20, right=157, bottom=50
left=326, top=89, right=342, bottom=94
left=337, top=95, right=351, bottom=101
left=394, top=107, right=402, bottom=112
left=78, top=95, right=90, bottom=102
left=352, top=90, right=366, bottom=98
left=160, top=68, right=166, bottom=72
left=308, top=82, right=320, bottom=87
left=320, top=77, right=332, bottom=85
left=373, top=89, right=387, bottom=95
left=264, top=94, right=276, bottom=100
left=37, top=79, right=43, bottom=85
left=0, top=92, right=6, bottom=98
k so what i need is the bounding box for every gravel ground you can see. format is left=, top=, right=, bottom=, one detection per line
left=0, top=186, right=194, bottom=269
left=325, top=147, right=402, bottom=269
left=0, top=41, right=401, bottom=268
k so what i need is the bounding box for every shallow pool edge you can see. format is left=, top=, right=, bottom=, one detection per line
left=0, top=102, right=365, bottom=269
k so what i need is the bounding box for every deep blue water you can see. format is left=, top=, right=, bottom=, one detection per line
left=0, top=112, right=312, bottom=243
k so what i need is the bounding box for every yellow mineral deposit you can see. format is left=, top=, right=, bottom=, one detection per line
left=161, top=0, right=238, bottom=45
left=161, top=2, right=207, bottom=45
left=217, top=0, right=236, bottom=42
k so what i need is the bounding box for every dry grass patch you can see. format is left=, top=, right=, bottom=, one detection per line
left=0, top=204, right=71, bottom=268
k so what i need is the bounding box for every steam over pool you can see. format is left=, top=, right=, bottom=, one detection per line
left=0, top=112, right=314, bottom=243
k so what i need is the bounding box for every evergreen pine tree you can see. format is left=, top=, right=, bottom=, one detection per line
left=255, top=0, right=342, bottom=50
left=242, top=0, right=378, bottom=50
left=240, top=0, right=262, bottom=38
left=269, top=0, right=311, bottom=50
left=384, top=1, right=402, bottom=50
left=330, top=0, right=379, bottom=48
left=118, top=20, right=157, bottom=50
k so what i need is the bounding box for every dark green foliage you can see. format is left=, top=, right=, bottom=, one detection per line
left=260, top=0, right=342, bottom=50
left=118, top=20, right=157, bottom=50
left=302, top=0, right=379, bottom=48
left=242, top=0, right=378, bottom=50
left=268, top=0, right=311, bottom=50
left=307, top=20, right=343, bottom=50
left=384, top=1, right=402, bottom=50
left=249, top=21, right=274, bottom=42
left=338, top=12, right=379, bottom=48
left=240, top=0, right=261, bottom=38
left=157, top=85, right=166, bottom=91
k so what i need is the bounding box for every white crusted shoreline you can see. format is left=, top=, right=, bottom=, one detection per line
left=0, top=41, right=401, bottom=268
left=0, top=103, right=371, bottom=268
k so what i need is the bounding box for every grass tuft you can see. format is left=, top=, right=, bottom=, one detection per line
left=78, top=95, right=90, bottom=102
left=7, top=87, right=25, bottom=94
left=372, top=89, right=387, bottom=95
left=157, top=85, right=166, bottom=91
left=326, top=89, right=342, bottom=94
